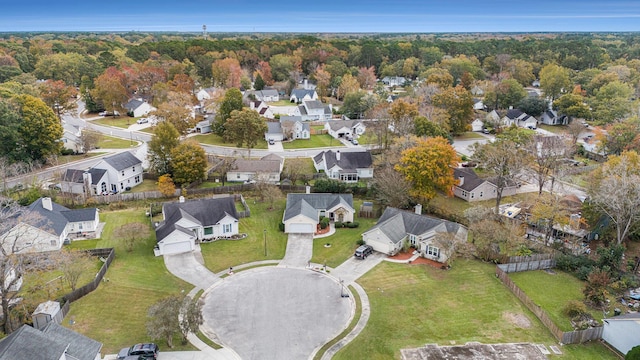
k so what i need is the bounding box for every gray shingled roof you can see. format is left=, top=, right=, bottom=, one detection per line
left=26, top=198, right=98, bottom=236
left=61, top=208, right=97, bottom=223
left=291, top=89, right=315, bottom=99
left=124, top=98, right=145, bottom=111
left=283, top=193, right=354, bottom=222
left=368, top=207, right=462, bottom=245
left=304, top=100, right=324, bottom=109
left=102, top=152, right=141, bottom=171
left=232, top=160, right=281, bottom=173
left=453, top=167, right=487, bottom=192
left=316, top=150, right=372, bottom=171
left=505, top=109, right=525, bottom=120
left=62, top=168, right=107, bottom=185
left=326, top=120, right=360, bottom=131
left=156, top=197, right=239, bottom=242
left=266, top=122, right=283, bottom=134
left=42, top=322, right=102, bottom=360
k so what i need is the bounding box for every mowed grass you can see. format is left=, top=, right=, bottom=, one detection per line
left=63, top=210, right=194, bottom=354
left=200, top=198, right=287, bottom=273
left=193, top=133, right=268, bottom=149
left=282, top=134, right=344, bottom=149
left=509, top=270, right=603, bottom=331
left=91, top=117, right=137, bottom=129
left=96, top=135, right=136, bottom=149
left=455, top=132, right=487, bottom=140
left=312, top=215, right=378, bottom=268
left=129, top=179, right=158, bottom=193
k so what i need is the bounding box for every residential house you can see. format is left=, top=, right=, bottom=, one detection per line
left=1, top=197, right=99, bottom=254
left=362, top=206, right=467, bottom=261
left=532, top=79, right=541, bottom=87
left=452, top=167, right=518, bottom=202
left=313, top=150, right=373, bottom=182
left=294, top=100, right=332, bottom=121
left=124, top=98, right=155, bottom=118
left=249, top=100, right=275, bottom=119
left=60, top=168, right=108, bottom=195
left=502, top=109, right=538, bottom=129
left=280, top=117, right=310, bottom=140
left=290, top=89, right=318, bottom=103
left=227, top=154, right=284, bottom=184
left=471, top=118, right=484, bottom=132
left=196, top=87, right=217, bottom=102
left=381, top=76, right=407, bottom=87
left=539, top=109, right=568, bottom=125
left=470, top=85, right=485, bottom=96
left=61, top=122, right=83, bottom=153
left=154, top=196, right=240, bottom=256
left=324, top=120, right=366, bottom=139
left=282, top=192, right=355, bottom=233
left=195, top=117, right=212, bottom=134
left=265, top=122, right=284, bottom=142
left=244, top=88, right=280, bottom=102
left=473, top=98, right=486, bottom=111
left=0, top=323, right=102, bottom=360
left=91, top=152, right=144, bottom=194
left=602, top=313, right=640, bottom=355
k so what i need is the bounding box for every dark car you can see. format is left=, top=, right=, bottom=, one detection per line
left=118, top=343, right=159, bottom=359
left=354, top=244, right=373, bottom=259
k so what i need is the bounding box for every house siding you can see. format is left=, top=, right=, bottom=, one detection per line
left=284, top=214, right=317, bottom=233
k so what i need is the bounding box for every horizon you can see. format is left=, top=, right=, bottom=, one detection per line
left=2, top=1, right=640, bottom=33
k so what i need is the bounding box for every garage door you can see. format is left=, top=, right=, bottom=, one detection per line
left=162, top=241, right=192, bottom=255
left=288, top=223, right=314, bottom=233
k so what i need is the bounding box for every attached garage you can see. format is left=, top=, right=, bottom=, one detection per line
left=161, top=241, right=193, bottom=255
left=288, top=223, right=315, bottom=234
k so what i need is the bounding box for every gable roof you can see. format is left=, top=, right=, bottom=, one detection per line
left=0, top=324, right=101, bottom=360
left=326, top=120, right=363, bottom=131
left=284, top=193, right=354, bottom=222
left=26, top=198, right=98, bottom=236
left=303, top=100, right=325, bottom=110
left=102, top=152, right=142, bottom=171
left=266, top=122, right=283, bottom=135
left=505, top=109, right=525, bottom=120
left=368, top=207, right=463, bottom=244
left=314, top=150, right=372, bottom=171
left=156, top=197, right=239, bottom=242
left=62, top=168, right=107, bottom=185
left=231, top=159, right=281, bottom=173
left=291, top=89, right=316, bottom=99
left=453, top=167, right=489, bottom=192
left=261, top=153, right=283, bottom=162
left=124, top=98, right=145, bottom=111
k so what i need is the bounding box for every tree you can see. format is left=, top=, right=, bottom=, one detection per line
left=79, top=130, right=102, bottom=153
left=337, top=73, right=360, bottom=100
left=553, top=93, right=590, bottom=122
left=506, top=58, right=535, bottom=87
left=527, top=135, right=569, bottom=194
left=517, top=97, right=548, bottom=118
left=15, top=94, right=63, bottom=162
left=413, top=116, right=451, bottom=141
left=214, top=88, right=243, bottom=136
left=485, top=79, right=526, bottom=110
left=389, top=99, right=419, bottom=139
left=170, top=141, right=207, bottom=186
left=539, top=63, right=571, bottom=101
left=254, top=73, right=265, bottom=90
left=583, top=268, right=610, bottom=308
left=261, top=185, right=283, bottom=210
left=148, top=121, right=180, bottom=176
left=224, top=109, right=268, bottom=158
left=530, top=193, right=571, bottom=246
left=371, top=165, right=413, bottom=208
left=211, top=57, right=243, bottom=88
left=158, top=174, right=176, bottom=197
left=91, top=67, right=128, bottom=114
left=147, top=295, right=182, bottom=348
left=601, top=118, right=640, bottom=155
left=590, top=80, right=633, bottom=124
left=38, top=79, right=77, bottom=120
left=313, top=65, right=331, bottom=99
left=472, top=139, right=527, bottom=214
left=341, top=91, right=376, bottom=119
left=587, top=151, right=640, bottom=245
left=566, top=120, right=586, bottom=146
left=255, top=61, right=273, bottom=85
left=357, top=66, right=377, bottom=90
left=627, top=345, right=640, bottom=360
left=0, top=99, right=23, bottom=162
left=113, top=222, right=151, bottom=252
left=432, top=85, right=474, bottom=135
left=179, top=296, right=203, bottom=345
left=396, top=137, right=460, bottom=201
left=152, top=91, right=196, bottom=136
left=282, top=158, right=313, bottom=185
left=56, top=249, right=95, bottom=291
left=269, top=54, right=296, bottom=82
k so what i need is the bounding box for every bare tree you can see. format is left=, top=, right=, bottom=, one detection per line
left=212, top=156, right=237, bottom=186
left=179, top=296, right=203, bottom=345
left=147, top=295, right=182, bottom=348
left=79, top=130, right=102, bottom=153
left=113, top=223, right=151, bottom=252
left=282, top=158, right=313, bottom=186
left=56, top=249, right=95, bottom=291
left=262, top=185, right=283, bottom=210
left=566, top=120, right=586, bottom=147
left=527, top=135, right=569, bottom=195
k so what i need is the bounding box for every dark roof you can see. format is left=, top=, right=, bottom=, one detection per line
left=284, top=193, right=354, bottom=222
left=61, top=208, right=97, bottom=223
left=156, top=197, right=239, bottom=242
left=368, top=207, right=463, bottom=244
left=27, top=198, right=98, bottom=236
left=0, top=324, right=101, bottom=360
left=505, top=109, right=524, bottom=120
left=62, top=168, right=107, bottom=185
left=314, top=150, right=372, bottom=171
left=291, top=89, right=316, bottom=99
left=231, top=160, right=281, bottom=173
left=266, top=122, right=283, bottom=134
left=453, top=167, right=488, bottom=192
left=124, top=98, right=145, bottom=111
left=102, top=152, right=142, bottom=171
left=42, top=322, right=102, bottom=360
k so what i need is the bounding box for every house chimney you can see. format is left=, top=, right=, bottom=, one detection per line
left=42, top=197, right=53, bottom=211
left=82, top=171, right=92, bottom=194
left=249, top=101, right=255, bottom=110
left=415, top=204, right=422, bottom=215
left=336, top=150, right=341, bottom=161
left=306, top=186, right=310, bottom=194
left=179, top=196, right=185, bottom=203
left=458, top=176, right=464, bottom=186
left=304, top=78, right=308, bottom=89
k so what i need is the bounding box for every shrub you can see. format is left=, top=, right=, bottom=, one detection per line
left=278, top=223, right=285, bottom=232
left=334, top=221, right=343, bottom=228
left=319, top=216, right=330, bottom=230
left=556, top=254, right=596, bottom=273
left=563, top=300, right=588, bottom=318
left=60, top=148, right=75, bottom=156
left=626, top=345, right=640, bottom=360
left=356, top=239, right=365, bottom=246
left=576, top=265, right=594, bottom=281
left=347, top=222, right=359, bottom=228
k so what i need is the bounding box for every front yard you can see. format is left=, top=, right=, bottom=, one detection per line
left=193, top=133, right=268, bottom=149
left=282, top=134, right=343, bottom=149
left=96, top=135, right=136, bottom=149
left=90, top=117, right=139, bottom=129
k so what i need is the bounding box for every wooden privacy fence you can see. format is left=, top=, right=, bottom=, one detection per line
left=496, top=259, right=603, bottom=344
left=59, top=248, right=115, bottom=319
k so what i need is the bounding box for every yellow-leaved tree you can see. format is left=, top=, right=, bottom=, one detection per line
left=157, top=174, right=176, bottom=198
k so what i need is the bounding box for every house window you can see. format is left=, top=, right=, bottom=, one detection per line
left=480, top=191, right=483, bottom=197
left=223, top=224, right=232, bottom=233
left=51, top=239, right=57, bottom=246
left=409, top=234, right=417, bottom=246
left=135, top=175, right=140, bottom=183
left=120, top=183, right=124, bottom=189
left=237, top=174, right=240, bottom=179
left=132, top=166, right=136, bottom=172
left=128, top=179, right=130, bottom=184
left=471, top=192, right=474, bottom=199
left=204, top=227, right=213, bottom=235
left=79, top=223, right=83, bottom=230
left=101, top=183, right=107, bottom=193
left=121, top=170, right=125, bottom=176
left=427, top=245, right=440, bottom=258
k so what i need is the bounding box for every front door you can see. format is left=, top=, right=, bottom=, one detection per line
left=338, top=213, right=344, bottom=222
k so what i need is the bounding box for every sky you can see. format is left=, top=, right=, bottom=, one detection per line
left=1, top=0, right=640, bottom=33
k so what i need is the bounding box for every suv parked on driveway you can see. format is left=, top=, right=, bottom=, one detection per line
left=117, top=343, right=159, bottom=359
left=354, top=244, right=373, bottom=259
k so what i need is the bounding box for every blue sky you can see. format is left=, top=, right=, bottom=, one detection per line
left=1, top=1, right=640, bottom=32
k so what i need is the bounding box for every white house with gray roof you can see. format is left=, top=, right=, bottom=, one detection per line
left=1, top=197, right=99, bottom=254
left=452, top=167, right=518, bottom=202
left=283, top=193, right=355, bottom=233
left=324, top=120, right=366, bottom=139
left=154, top=196, right=240, bottom=256
left=602, top=312, right=640, bottom=355
left=227, top=154, right=284, bottom=184
left=362, top=206, right=467, bottom=262
left=0, top=323, right=102, bottom=360
left=92, top=151, right=143, bottom=194
left=124, top=98, right=155, bottom=118
left=290, top=89, right=318, bottom=103
left=313, top=150, right=373, bottom=183
left=244, top=88, right=279, bottom=102
left=294, top=100, right=332, bottom=121
left=60, top=168, right=108, bottom=195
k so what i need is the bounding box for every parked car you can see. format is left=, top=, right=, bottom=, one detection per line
left=136, top=118, right=149, bottom=124
left=268, top=138, right=275, bottom=145
left=354, top=244, right=373, bottom=259
left=99, top=111, right=109, bottom=116
left=351, top=138, right=359, bottom=145
left=118, top=343, right=159, bottom=359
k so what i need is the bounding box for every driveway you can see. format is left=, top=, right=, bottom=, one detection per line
left=163, top=250, right=219, bottom=290
left=279, top=233, right=313, bottom=268
left=451, top=135, right=491, bottom=157
left=331, top=252, right=385, bottom=285
left=202, top=267, right=352, bottom=360
left=267, top=141, right=284, bottom=152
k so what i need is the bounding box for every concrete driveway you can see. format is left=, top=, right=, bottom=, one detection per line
left=202, top=267, right=352, bottom=360
left=279, top=233, right=313, bottom=268
left=164, top=250, right=219, bottom=290
left=331, top=252, right=385, bottom=285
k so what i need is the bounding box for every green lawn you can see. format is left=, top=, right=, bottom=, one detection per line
left=129, top=179, right=158, bottom=193
left=91, top=117, right=137, bottom=129
left=334, top=260, right=617, bottom=360
left=200, top=198, right=287, bottom=273
left=267, top=99, right=295, bottom=106
left=63, top=210, right=194, bottom=354
left=509, top=270, right=603, bottom=332
left=282, top=134, right=343, bottom=149
left=193, top=133, right=268, bottom=149
left=454, top=132, right=486, bottom=140
left=97, top=135, right=136, bottom=149
left=538, top=124, right=568, bottom=135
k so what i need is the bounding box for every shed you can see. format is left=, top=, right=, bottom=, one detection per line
left=32, top=300, right=63, bottom=330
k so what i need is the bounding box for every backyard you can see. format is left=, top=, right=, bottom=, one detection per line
left=334, top=260, right=617, bottom=359
left=282, top=134, right=343, bottom=149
